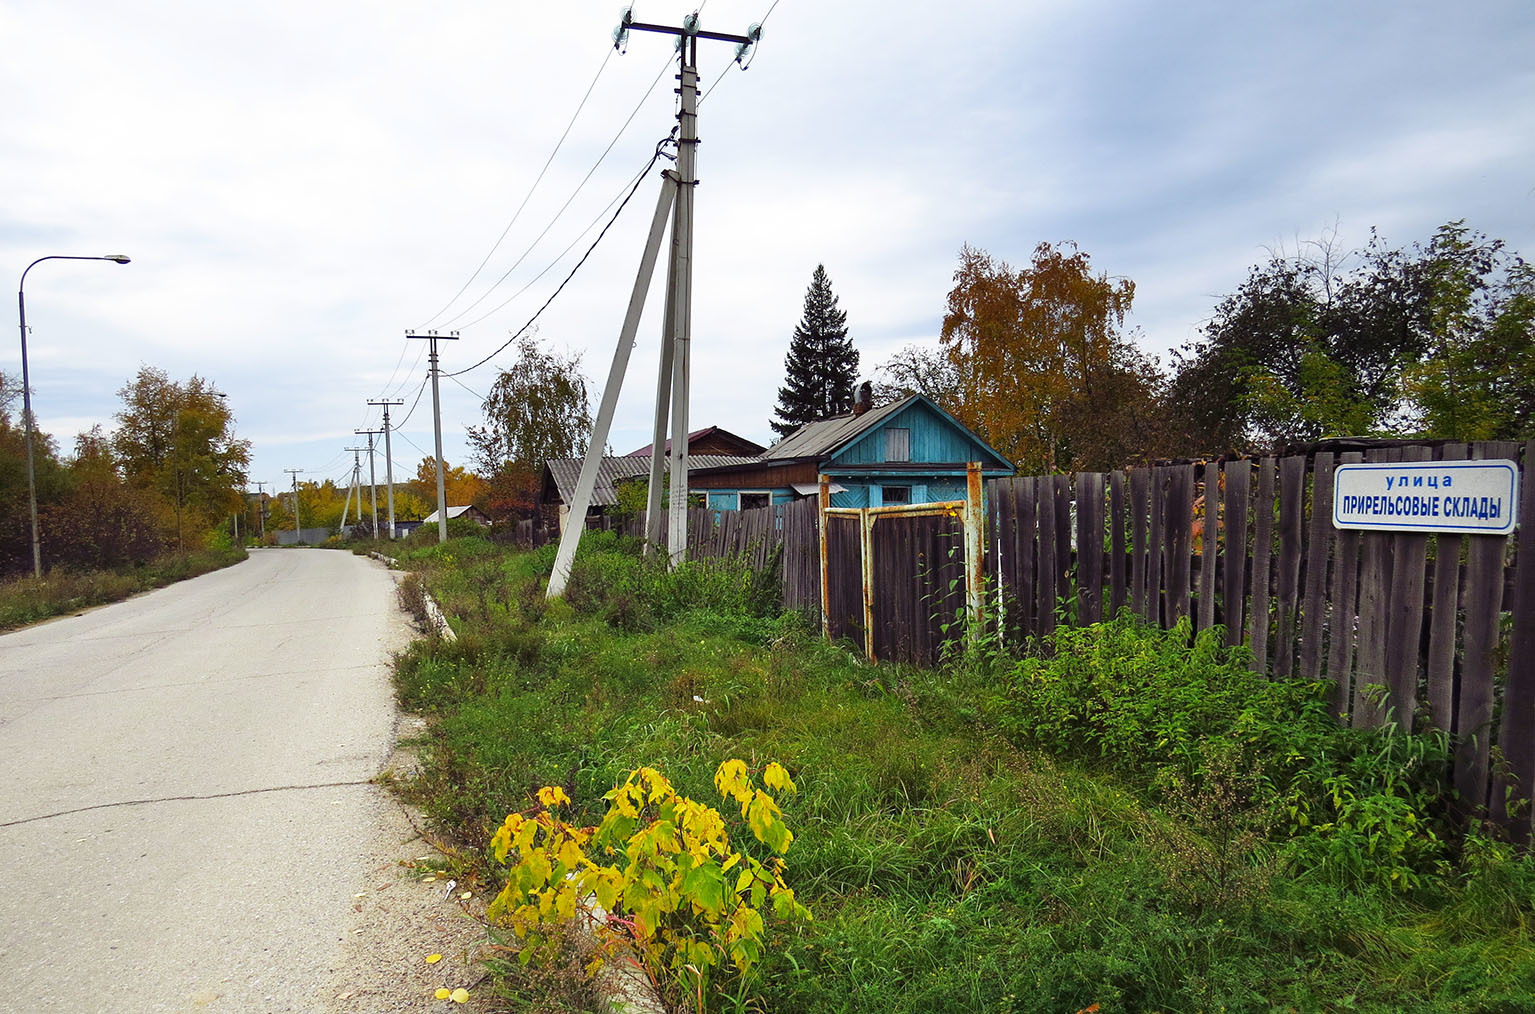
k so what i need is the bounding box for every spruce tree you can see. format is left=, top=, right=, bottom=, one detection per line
left=770, top=264, right=859, bottom=437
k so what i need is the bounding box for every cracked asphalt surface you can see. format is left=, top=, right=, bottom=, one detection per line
left=0, top=548, right=462, bottom=1013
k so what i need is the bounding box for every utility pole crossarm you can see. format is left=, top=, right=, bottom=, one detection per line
left=625, top=20, right=754, bottom=45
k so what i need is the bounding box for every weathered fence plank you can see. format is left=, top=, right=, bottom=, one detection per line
left=1248, top=458, right=1275, bottom=673
left=1426, top=443, right=1469, bottom=732
left=1109, top=470, right=1127, bottom=616
left=1299, top=452, right=1336, bottom=681
left=1197, top=462, right=1219, bottom=632
left=1493, top=439, right=1535, bottom=840
left=1325, top=452, right=1364, bottom=719
left=1037, top=477, right=1057, bottom=636
left=1456, top=441, right=1521, bottom=815
left=1053, top=475, right=1073, bottom=618
left=1130, top=467, right=1150, bottom=619
left=1353, top=449, right=1397, bottom=727
left=992, top=478, right=1017, bottom=640
left=1222, top=459, right=1250, bottom=646
left=1165, top=465, right=1195, bottom=625
left=1078, top=472, right=1105, bottom=625
left=1273, top=455, right=1307, bottom=680
left=1016, top=478, right=1038, bottom=641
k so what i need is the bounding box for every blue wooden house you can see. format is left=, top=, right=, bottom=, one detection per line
left=690, top=393, right=1013, bottom=509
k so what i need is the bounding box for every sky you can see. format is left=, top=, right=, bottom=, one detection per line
left=4, top=0, right=1534, bottom=497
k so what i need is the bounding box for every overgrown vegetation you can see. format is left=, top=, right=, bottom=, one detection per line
left=389, top=531, right=1535, bottom=1013
left=0, top=541, right=246, bottom=630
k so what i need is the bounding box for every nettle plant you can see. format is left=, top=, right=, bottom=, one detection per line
left=487, top=760, right=811, bottom=1011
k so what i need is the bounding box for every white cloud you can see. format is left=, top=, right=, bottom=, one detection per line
left=4, top=0, right=1533, bottom=484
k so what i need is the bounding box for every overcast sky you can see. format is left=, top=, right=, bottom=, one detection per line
left=5, top=0, right=1533, bottom=494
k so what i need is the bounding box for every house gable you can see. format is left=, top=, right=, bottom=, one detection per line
left=830, top=398, right=997, bottom=467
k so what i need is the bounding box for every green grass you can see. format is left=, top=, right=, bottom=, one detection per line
left=390, top=532, right=1535, bottom=1013
left=0, top=545, right=247, bottom=631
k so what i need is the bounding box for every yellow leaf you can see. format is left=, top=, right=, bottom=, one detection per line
left=425, top=953, right=442, bottom=964
left=537, top=785, right=571, bottom=808
left=435, top=988, right=451, bottom=999
left=763, top=762, right=796, bottom=796
left=460, top=891, right=472, bottom=900
left=451, top=987, right=470, bottom=1003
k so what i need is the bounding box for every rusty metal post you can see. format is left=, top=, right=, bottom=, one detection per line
left=861, top=507, right=876, bottom=662
left=818, top=475, right=831, bottom=640
left=965, top=461, right=985, bottom=646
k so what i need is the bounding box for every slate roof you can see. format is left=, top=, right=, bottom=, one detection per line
left=625, top=425, right=766, bottom=458
left=421, top=505, right=487, bottom=524
left=544, top=454, right=761, bottom=507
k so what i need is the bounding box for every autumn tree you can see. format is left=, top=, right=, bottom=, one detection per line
left=940, top=242, right=1166, bottom=474
left=467, top=333, right=590, bottom=521
left=39, top=427, right=159, bottom=569
left=770, top=265, right=860, bottom=437
left=0, top=370, right=68, bottom=573
left=405, top=457, right=487, bottom=512
left=113, top=367, right=250, bottom=550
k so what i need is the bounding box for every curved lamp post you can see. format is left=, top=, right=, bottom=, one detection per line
left=17, top=254, right=131, bottom=578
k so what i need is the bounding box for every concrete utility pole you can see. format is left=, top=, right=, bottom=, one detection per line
left=355, top=429, right=382, bottom=539
left=254, top=481, right=267, bottom=539
left=284, top=469, right=303, bottom=541
left=368, top=399, right=404, bottom=539
left=340, top=447, right=365, bottom=531
left=546, top=11, right=759, bottom=598
left=404, top=330, right=459, bottom=543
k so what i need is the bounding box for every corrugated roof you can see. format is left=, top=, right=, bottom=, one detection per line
left=421, top=505, right=484, bottom=524
left=545, top=455, right=761, bottom=507
left=761, top=397, right=914, bottom=460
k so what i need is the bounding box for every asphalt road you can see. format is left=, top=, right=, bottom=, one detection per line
left=0, top=548, right=413, bottom=1014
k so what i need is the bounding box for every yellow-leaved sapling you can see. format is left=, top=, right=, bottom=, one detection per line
left=487, top=761, right=811, bottom=1008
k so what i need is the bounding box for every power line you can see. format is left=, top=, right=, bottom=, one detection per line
left=395, top=372, right=432, bottom=429
left=395, top=429, right=431, bottom=460
left=419, top=47, right=617, bottom=329
left=382, top=345, right=427, bottom=400
left=439, top=52, right=676, bottom=329
left=446, top=372, right=486, bottom=402
left=701, top=1, right=777, bottom=103
left=447, top=146, right=664, bottom=335
left=446, top=139, right=672, bottom=377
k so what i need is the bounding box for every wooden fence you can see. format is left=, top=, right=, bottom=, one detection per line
left=523, top=439, right=1531, bottom=831
left=988, top=440, right=1534, bottom=833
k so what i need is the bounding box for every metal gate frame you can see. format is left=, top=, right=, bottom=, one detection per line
left=817, top=462, right=986, bottom=662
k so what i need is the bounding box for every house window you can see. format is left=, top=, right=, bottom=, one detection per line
left=882, top=485, right=911, bottom=505
left=739, top=492, right=770, bottom=510
left=885, top=427, right=911, bottom=462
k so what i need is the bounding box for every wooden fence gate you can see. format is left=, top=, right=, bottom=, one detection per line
left=818, top=464, right=986, bottom=666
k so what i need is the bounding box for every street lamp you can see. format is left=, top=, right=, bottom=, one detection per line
left=17, top=254, right=132, bottom=578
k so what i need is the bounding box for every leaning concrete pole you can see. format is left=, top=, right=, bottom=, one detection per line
left=547, top=177, right=677, bottom=599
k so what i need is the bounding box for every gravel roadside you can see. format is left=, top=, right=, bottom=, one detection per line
left=323, top=715, right=496, bottom=1014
